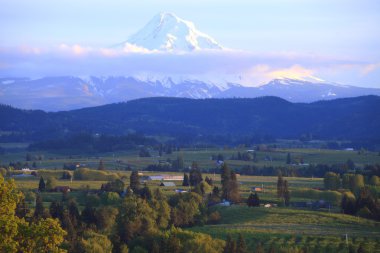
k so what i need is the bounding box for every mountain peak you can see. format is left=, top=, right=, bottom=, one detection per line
left=124, top=12, right=223, bottom=52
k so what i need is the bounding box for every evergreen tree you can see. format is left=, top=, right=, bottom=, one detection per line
left=49, top=200, right=64, bottom=220
left=221, top=163, right=231, bottom=200
left=130, top=170, right=141, bottom=193
left=283, top=180, right=290, bottom=206
left=189, top=163, right=203, bottom=186
left=81, top=203, right=97, bottom=226
left=286, top=153, right=292, bottom=164
left=255, top=242, right=265, bottom=253
left=221, top=163, right=240, bottom=202
left=140, top=186, right=153, bottom=201
left=158, top=144, right=163, bottom=157
left=267, top=245, right=276, bottom=253
left=34, top=194, right=45, bottom=219
left=98, top=159, right=105, bottom=170
left=68, top=200, right=81, bottom=228
left=224, top=235, right=237, bottom=253
left=26, top=153, right=32, bottom=161
left=247, top=193, right=260, bottom=207
left=182, top=173, right=190, bottom=186
left=277, top=174, right=284, bottom=198
left=205, top=176, right=213, bottom=186
left=38, top=176, right=46, bottom=192
left=236, top=233, right=247, bottom=253
left=210, top=186, right=221, bottom=203
left=229, top=171, right=241, bottom=203
left=61, top=209, right=76, bottom=242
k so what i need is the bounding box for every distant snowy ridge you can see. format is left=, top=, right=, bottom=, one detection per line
left=1, top=76, right=380, bottom=111
left=120, top=12, right=223, bottom=52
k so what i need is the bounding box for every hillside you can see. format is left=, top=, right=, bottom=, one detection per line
left=1, top=96, right=380, bottom=145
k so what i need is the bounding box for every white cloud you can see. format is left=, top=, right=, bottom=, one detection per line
left=0, top=44, right=379, bottom=88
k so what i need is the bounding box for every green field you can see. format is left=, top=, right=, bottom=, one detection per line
left=1, top=146, right=380, bottom=170
left=190, top=206, right=380, bottom=252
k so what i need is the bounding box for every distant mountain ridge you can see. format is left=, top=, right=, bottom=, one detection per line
left=1, top=76, right=380, bottom=111
left=1, top=96, right=380, bottom=146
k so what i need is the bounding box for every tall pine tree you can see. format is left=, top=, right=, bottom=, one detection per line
left=38, top=176, right=45, bottom=192
left=182, top=173, right=190, bottom=186
left=130, top=170, right=140, bottom=193
left=236, top=233, right=247, bottom=253
left=221, top=163, right=231, bottom=201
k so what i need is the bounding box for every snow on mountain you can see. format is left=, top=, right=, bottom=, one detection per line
left=1, top=76, right=380, bottom=111
left=122, top=12, right=223, bottom=52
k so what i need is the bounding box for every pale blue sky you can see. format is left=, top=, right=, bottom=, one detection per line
left=1, top=0, right=380, bottom=87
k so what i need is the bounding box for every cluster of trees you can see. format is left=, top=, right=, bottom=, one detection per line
left=235, top=161, right=374, bottom=178
left=0, top=174, right=66, bottom=252
left=230, top=151, right=258, bottom=162
left=2, top=169, right=228, bottom=252
left=38, top=176, right=58, bottom=192
left=323, top=172, right=380, bottom=221
left=341, top=188, right=380, bottom=220
left=223, top=234, right=248, bottom=253
left=324, top=172, right=380, bottom=191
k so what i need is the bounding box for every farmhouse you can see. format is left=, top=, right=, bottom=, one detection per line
left=160, top=182, right=176, bottom=187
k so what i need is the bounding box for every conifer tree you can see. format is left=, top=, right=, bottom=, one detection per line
left=38, top=176, right=45, bottom=192
left=130, top=170, right=140, bottom=193
left=284, top=180, right=290, bottom=206
left=224, top=234, right=237, bottom=253
left=286, top=153, right=292, bottom=164
left=182, top=173, right=190, bottom=186
left=221, top=163, right=231, bottom=200
left=98, top=159, right=105, bottom=170
left=277, top=174, right=284, bottom=198
left=34, top=194, right=45, bottom=219
left=236, top=233, right=247, bottom=253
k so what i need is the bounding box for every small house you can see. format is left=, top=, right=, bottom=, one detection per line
left=160, top=182, right=176, bottom=187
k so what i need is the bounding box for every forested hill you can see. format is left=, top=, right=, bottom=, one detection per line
left=1, top=96, right=380, bottom=144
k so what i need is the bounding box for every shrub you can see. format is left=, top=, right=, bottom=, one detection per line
left=73, top=168, right=119, bottom=181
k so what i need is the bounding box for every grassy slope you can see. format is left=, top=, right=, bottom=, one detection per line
left=190, top=206, right=380, bottom=252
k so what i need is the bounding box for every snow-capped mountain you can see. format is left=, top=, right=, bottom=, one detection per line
left=217, top=78, right=380, bottom=102
left=120, top=12, right=223, bottom=52
left=1, top=76, right=380, bottom=111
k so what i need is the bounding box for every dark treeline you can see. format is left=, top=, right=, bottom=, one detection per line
left=144, top=163, right=380, bottom=179
left=28, top=133, right=157, bottom=153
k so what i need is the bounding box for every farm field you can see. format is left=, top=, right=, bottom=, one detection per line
left=190, top=206, right=380, bottom=252
left=2, top=146, right=380, bottom=170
